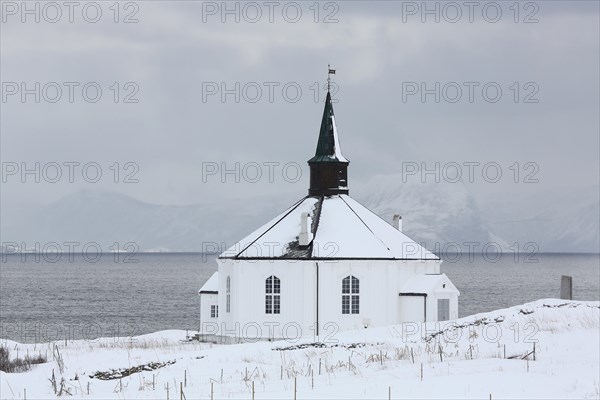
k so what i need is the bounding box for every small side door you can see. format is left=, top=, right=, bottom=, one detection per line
left=437, top=298, right=449, bottom=321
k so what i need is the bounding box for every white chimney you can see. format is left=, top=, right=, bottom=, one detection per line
left=392, top=214, right=402, bottom=231
left=299, top=212, right=310, bottom=246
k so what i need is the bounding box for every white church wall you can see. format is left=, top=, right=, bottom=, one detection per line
left=216, top=259, right=229, bottom=327
left=421, top=276, right=460, bottom=323
left=427, top=290, right=459, bottom=321
left=399, top=291, right=458, bottom=323
left=217, top=258, right=317, bottom=341
left=214, top=257, right=451, bottom=340
left=399, top=296, right=426, bottom=322
left=319, top=260, right=394, bottom=333
left=431, top=274, right=460, bottom=322
left=396, top=260, right=445, bottom=323
left=318, top=260, right=443, bottom=332
left=199, top=293, right=218, bottom=333
left=450, top=295, right=459, bottom=320
left=424, top=260, right=441, bottom=274
left=425, top=295, right=437, bottom=323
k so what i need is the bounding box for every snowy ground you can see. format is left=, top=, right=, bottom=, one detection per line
left=1, top=299, right=599, bottom=399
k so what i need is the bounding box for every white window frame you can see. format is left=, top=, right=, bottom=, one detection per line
left=210, top=304, right=218, bottom=318
left=226, top=276, right=231, bottom=313
left=265, top=275, right=281, bottom=314
left=342, top=275, right=359, bottom=315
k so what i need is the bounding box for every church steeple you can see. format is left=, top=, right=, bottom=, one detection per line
left=308, top=79, right=350, bottom=196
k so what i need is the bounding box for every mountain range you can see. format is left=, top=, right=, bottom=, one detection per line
left=2, top=179, right=598, bottom=253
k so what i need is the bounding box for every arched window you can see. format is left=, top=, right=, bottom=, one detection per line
left=226, top=276, right=231, bottom=313
left=265, top=275, right=280, bottom=314
left=342, top=276, right=359, bottom=314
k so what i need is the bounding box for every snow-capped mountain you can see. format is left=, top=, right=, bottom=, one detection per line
left=2, top=182, right=598, bottom=253
left=354, top=176, right=506, bottom=251
left=1, top=190, right=299, bottom=253
left=481, top=184, right=600, bottom=253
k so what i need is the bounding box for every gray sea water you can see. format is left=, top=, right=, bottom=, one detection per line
left=0, top=253, right=598, bottom=343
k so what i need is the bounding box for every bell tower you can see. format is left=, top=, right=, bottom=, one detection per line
left=308, top=67, right=350, bottom=196
left=308, top=68, right=349, bottom=196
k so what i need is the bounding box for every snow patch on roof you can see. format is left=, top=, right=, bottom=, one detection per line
left=400, top=273, right=459, bottom=294
left=199, top=271, right=219, bottom=294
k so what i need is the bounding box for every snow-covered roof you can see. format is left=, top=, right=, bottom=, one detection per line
left=220, top=194, right=439, bottom=260
left=198, top=271, right=218, bottom=294
left=400, top=273, right=459, bottom=295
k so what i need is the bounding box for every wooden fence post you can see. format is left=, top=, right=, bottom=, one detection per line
left=51, top=369, right=57, bottom=394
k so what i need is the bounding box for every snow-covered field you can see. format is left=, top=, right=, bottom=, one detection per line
left=1, top=299, right=599, bottom=399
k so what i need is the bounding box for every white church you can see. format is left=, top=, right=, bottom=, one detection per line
left=198, top=83, right=459, bottom=342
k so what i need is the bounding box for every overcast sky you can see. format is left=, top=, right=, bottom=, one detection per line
left=1, top=1, right=598, bottom=213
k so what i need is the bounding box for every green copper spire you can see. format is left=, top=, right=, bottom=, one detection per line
left=308, top=91, right=348, bottom=163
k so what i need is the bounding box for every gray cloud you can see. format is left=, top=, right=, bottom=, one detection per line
left=1, top=1, right=598, bottom=238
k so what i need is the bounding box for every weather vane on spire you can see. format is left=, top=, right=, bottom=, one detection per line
left=327, top=64, right=336, bottom=92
